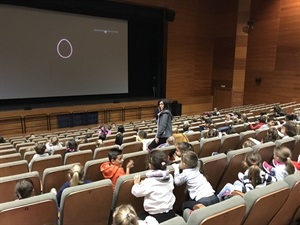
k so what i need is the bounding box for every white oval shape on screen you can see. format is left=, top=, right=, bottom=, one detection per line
left=57, top=38, right=73, bottom=58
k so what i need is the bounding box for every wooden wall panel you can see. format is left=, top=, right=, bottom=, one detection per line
left=244, top=0, right=300, bottom=104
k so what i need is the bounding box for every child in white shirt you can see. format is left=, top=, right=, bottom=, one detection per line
left=131, top=150, right=176, bottom=223
left=172, top=151, right=219, bottom=210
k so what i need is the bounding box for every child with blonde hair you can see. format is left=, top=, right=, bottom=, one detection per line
left=113, top=204, right=158, bottom=225
left=131, top=150, right=176, bottom=223
left=51, top=163, right=91, bottom=207
left=263, top=146, right=296, bottom=180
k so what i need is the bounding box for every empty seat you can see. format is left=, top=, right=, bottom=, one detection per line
left=64, top=150, right=93, bottom=166
left=121, top=141, right=143, bottom=154
left=183, top=196, right=246, bottom=225
left=252, top=142, right=276, bottom=164
left=23, top=151, right=36, bottom=164
left=199, top=137, right=221, bottom=158
left=123, top=136, right=136, bottom=143
left=219, top=133, right=240, bottom=154
left=15, top=142, right=35, bottom=152
left=0, top=160, right=29, bottom=178
left=84, top=158, right=108, bottom=182
left=216, top=147, right=253, bottom=192
left=77, top=142, right=97, bottom=153
left=42, top=164, right=74, bottom=193
left=269, top=173, right=300, bottom=225
left=0, top=149, right=17, bottom=156
left=0, top=171, right=41, bottom=203
left=201, top=153, right=227, bottom=190
left=242, top=180, right=290, bottom=225
left=31, top=155, right=63, bottom=177
left=275, top=137, right=296, bottom=151
left=0, top=153, right=21, bottom=164
left=59, top=179, right=113, bottom=225
left=0, top=193, right=58, bottom=225
left=189, top=141, right=200, bottom=156
left=185, top=131, right=201, bottom=142
left=93, top=145, right=120, bottom=160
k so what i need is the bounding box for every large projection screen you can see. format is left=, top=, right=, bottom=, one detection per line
left=0, top=5, right=128, bottom=100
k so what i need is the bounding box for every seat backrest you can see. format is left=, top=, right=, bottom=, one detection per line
left=237, top=130, right=256, bottom=149
left=0, top=153, right=21, bottom=164
left=53, top=146, right=66, bottom=159
left=268, top=173, right=300, bottom=225
left=201, top=153, right=227, bottom=190
left=232, top=124, right=246, bottom=134
left=199, top=137, right=221, bottom=158
left=77, top=142, right=97, bottom=153
left=59, top=179, right=113, bottom=225
left=186, top=196, right=246, bottom=225
left=292, top=135, right=300, bottom=161
left=93, top=145, right=120, bottom=160
left=121, top=141, right=143, bottom=154
left=0, top=160, right=29, bottom=178
left=0, top=171, right=41, bottom=203
left=242, top=180, right=290, bottom=225
left=158, top=145, right=176, bottom=158
left=122, top=151, right=149, bottom=173
left=252, top=142, right=276, bottom=164
left=15, top=142, right=36, bottom=152
left=216, top=147, right=253, bottom=192
left=255, top=127, right=269, bottom=141
left=0, top=149, right=17, bottom=156
left=64, top=150, right=93, bottom=166
left=112, top=171, right=147, bottom=215
left=219, top=133, right=240, bottom=154
left=160, top=216, right=187, bottom=225
left=42, top=164, right=74, bottom=193
left=23, top=151, right=36, bottom=163
left=31, top=155, right=62, bottom=178
left=0, top=144, right=14, bottom=150
left=185, top=131, right=201, bottom=142
left=0, top=193, right=58, bottom=225
left=123, top=136, right=136, bottom=143
left=189, top=140, right=200, bottom=156
left=84, top=158, right=109, bottom=182
left=275, top=137, right=296, bottom=151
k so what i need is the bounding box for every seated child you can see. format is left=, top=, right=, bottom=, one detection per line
left=135, top=130, right=153, bottom=151
left=65, top=139, right=78, bottom=154
left=46, top=136, right=63, bottom=155
left=100, top=148, right=134, bottom=190
left=28, top=143, right=49, bottom=169
left=168, top=141, right=194, bottom=164
left=218, top=152, right=275, bottom=200
left=173, top=151, right=219, bottom=210
left=51, top=163, right=91, bottom=207
left=15, top=178, right=35, bottom=200
left=131, top=150, right=176, bottom=223
left=263, top=146, right=296, bottom=180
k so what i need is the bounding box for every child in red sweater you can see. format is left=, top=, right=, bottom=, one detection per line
left=100, top=147, right=134, bottom=190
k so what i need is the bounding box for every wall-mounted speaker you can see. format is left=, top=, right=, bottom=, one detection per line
left=165, top=9, right=176, bottom=22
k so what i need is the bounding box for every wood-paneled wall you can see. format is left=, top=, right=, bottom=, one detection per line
left=244, top=0, right=300, bottom=104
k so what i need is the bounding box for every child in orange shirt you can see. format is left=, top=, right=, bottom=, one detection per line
left=100, top=147, right=134, bottom=190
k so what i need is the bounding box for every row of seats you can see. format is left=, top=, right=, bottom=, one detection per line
left=1, top=172, right=299, bottom=225
left=1, top=133, right=299, bottom=200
